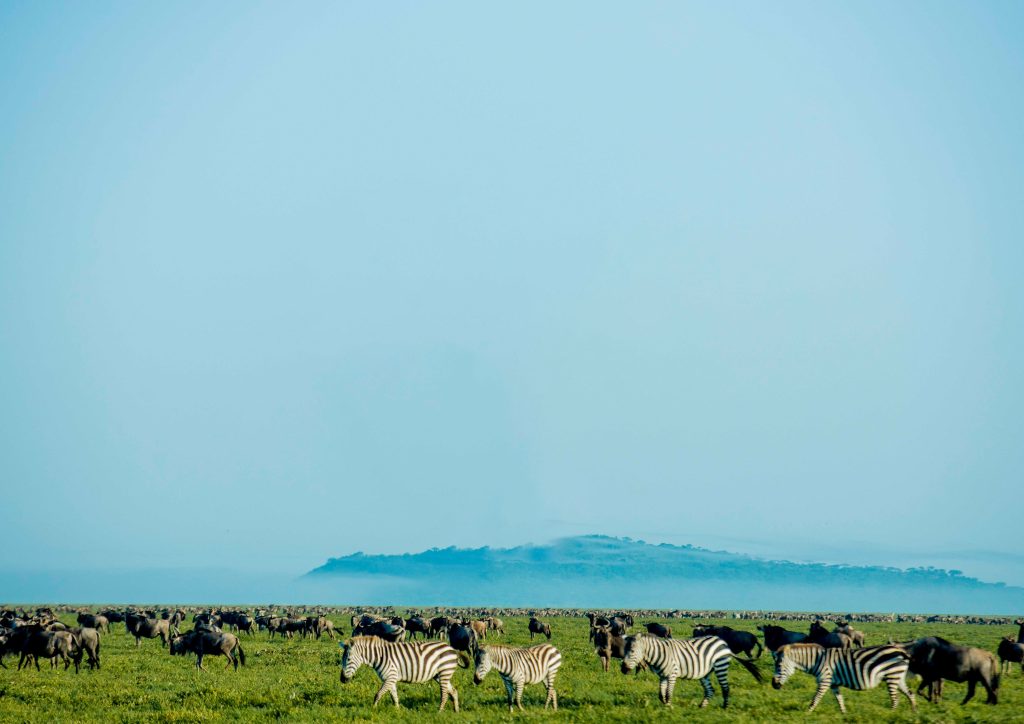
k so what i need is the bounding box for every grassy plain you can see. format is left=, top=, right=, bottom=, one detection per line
left=0, top=613, right=1020, bottom=722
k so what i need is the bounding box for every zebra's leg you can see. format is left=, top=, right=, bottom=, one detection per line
left=894, top=676, right=916, bottom=711
left=664, top=675, right=677, bottom=707
left=449, top=681, right=460, bottom=713
left=658, top=676, right=669, bottom=705
left=832, top=686, right=846, bottom=714
left=514, top=678, right=525, bottom=711
left=808, top=678, right=831, bottom=712
left=373, top=677, right=396, bottom=707
left=714, top=661, right=730, bottom=708
left=545, top=673, right=558, bottom=710
left=698, top=676, right=714, bottom=708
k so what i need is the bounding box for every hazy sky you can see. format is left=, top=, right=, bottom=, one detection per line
left=2, top=2, right=1022, bottom=580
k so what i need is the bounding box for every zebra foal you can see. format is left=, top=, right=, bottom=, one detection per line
left=621, top=634, right=763, bottom=708
left=473, top=643, right=562, bottom=711
left=771, top=643, right=916, bottom=713
left=339, top=636, right=466, bottom=711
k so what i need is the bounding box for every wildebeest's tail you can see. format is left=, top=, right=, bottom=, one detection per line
left=732, top=654, right=764, bottom=682
left=236, top=642, right=246, bottom=667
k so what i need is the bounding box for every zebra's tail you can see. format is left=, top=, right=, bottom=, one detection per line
left=456, top=651, right=471, bottom=669
left=732, top=654, right=764, bottom=682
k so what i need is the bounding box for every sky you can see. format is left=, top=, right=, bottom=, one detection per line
left=1, top=1, right=1022, bottom=586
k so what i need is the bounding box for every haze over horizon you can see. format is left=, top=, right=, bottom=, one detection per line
left=2, top=2, right=1022, bottom=603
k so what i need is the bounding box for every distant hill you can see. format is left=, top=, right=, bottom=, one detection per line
left=307, top=535, right=1024, bottom=614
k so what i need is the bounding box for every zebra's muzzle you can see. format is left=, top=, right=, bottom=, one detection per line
left=771, top=677, right=782, bottom=690
left=473, top=675, right=483, bottom=685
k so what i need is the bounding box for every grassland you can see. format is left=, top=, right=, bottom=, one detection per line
left=0, top=612, right=1020, bottom=722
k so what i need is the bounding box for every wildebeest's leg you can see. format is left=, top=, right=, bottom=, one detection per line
left=962, top=678, right=976, bottom=705
left=752, top=640, right=763, bottom=659
left=502, top=676, right=515, bottom=711
left=197, top=652, right=206, bottom=672
left=981, top=673, right=997, bottom=704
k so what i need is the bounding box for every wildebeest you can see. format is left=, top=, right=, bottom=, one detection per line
left=997, top=636, right=1024, bottom=674
left=170, top=630, right=246, bottom=671
left=126, top=613, right=171, bottom=647
left=353, top=620, right=406, bottom=642
left=69, top=627, right=101, bottom=670
left=76, top=613, right=109, bottom=634
left=429, top=616, right=451, bottom=639
left=808, top=621, right=853, bottom=649
left=447, top=623, right=478, bottom=653
left=404, top=616, right=430, bottom=640
left=469, top=620, right=488, bottom=641
left=834, top=621, right=865, bottom=647
left=644, top=622, right=672, bottom=638
left=16, top=626, right=80, bottom=673
left=592, top=626, right=627, bottom=672
left=307, top=615, right=339, bottom=640
left=528, top=617, right=551, bottom=640
left=486, top=616, right=505, bottom=635
left=693, top=624, right=761, bottom=658
left=895, top=637, right=1000, bottom=704
left=758, top=624, right=808, bottom=652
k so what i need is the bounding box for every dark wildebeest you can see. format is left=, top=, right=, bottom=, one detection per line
left=447, top=623, right=478, bottom=653
left=170, top=630, right=246, bottom=671
left=808, top=621, right=852, bottom=649
left=528, top=617, right=551, bottom=640
left=76, top=613, right=109, bottom=634
left=429, top=616, right=451, bottom=639
left=70, top=627, right=101, bottom=670
left=592, top=626, right=633, bottom=672
left=101, top=610, right=126, bottom=629
left=644, top=623, right=672, bottom=638
left=693, top=624, right=761, bottom=658
left=1016, top=619, right=1024, bottom=643
left=126, top=613, right=171, bottom=647
left=608, top=616, right=631, bottom=636
left=896, top=637, right=1000, bottom=705
left=353, top=620, right=406, bottom=642
left=404, top=616, right=430, bottom=640
left=758, top=624, right=808, bottom=652
left=16, top=626, right=80, bottom=672
left=997, top=637, right=1024, bottom=674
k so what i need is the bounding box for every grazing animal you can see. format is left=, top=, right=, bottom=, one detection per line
left=997, top=636, right=1024, bottom=674
left=808, top=621, right=853, bottom=649
left=771, top=643, right=915, bottom=713
left=76, top=614, right=109, bottom=634
left=1017, top=619, right=1024, bottom=644
left=834, top=621, right=866, bottom=647
left=759, top=624, right=808, bottom=651
left=404, top=616, right=430, bottom=640
left=69, top=627, right=101, bottom=670
left=592, top=626, right=643, bottom=674
left=17, top=627, right=80, bottom=673
left=170, top=630, right=246, bottom=671
left=693, top=625, right=761, bottom=659
left=469, top=620, right=488, bottom=641
left=896, top=637, right=999, bottom=705
left=447, top=623, right=478, bottom=653
left=528, top=617, right=551, bottom=640
left=473, top=644, right=562, bottom=711
left=429, top=617, right=451, bottom=639
left=486, top=617, right=505, bottom=635
left=339, top=636, right=466, bottom=711
left=353, top=620, right=406, bottom=642
left=645, top=623, right=672, bottom=638
left=125, top=613, right=171, bottom=648
left=621, top=634, right=763, bottom=708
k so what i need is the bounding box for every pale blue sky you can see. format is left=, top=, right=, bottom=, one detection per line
left=1, top=2, right=1022, bottom=581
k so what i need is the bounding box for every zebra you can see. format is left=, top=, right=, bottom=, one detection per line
left=621, top=634, right=763, bottom=708
left=771, top=643, right=916, bottom=713
left=339, top=636, right=467, bottom=711
left=473, top=644, right=562, bottom=711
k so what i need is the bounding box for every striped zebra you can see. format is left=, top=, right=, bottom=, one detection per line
left=339, top=636, right=467, bottom=711
left=771, top=643, right=916, bottom=713
left=473, top=644, right=562, bottom=711
left=621, top=634, right=763, bottom=708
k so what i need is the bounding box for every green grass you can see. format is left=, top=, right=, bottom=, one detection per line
left=0, top=614, right=1020, bottom=722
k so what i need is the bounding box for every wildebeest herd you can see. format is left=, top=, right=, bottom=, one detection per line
left=1, top=605, right=1022, bottom=714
